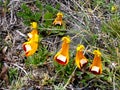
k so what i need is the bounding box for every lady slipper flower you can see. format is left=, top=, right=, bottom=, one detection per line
left=53, top=12, right=63, bottom=26
left=23, top=22, right=39, bottom=57
left=23, top=41, right=38, bottom=57
left=89, top=50, right=102, bottom=74
left=31, top=22, right=38, bottom=29
left=75, top=45, right=88, bottom=69
left=54, top=36, right=71, bottom=65
left=23, top=30, right=39, bottom=57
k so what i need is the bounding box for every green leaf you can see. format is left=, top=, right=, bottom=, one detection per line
left=25, top=45, right=49, bottom=67
left=21, top=3, right=28, bottom=10
left=55, top=3, right=60, bottom=9
left=23, top=20, right=30, bottom=26
left=22, top=15, right=31, bottom=20
left=34, top=12, right=42, bottom=21
left=44, top=11, right=53, bottom=19
left=9, top=68, right=18, bottom=83
left=30, top=12, right=41, bottom=22
left=21, top=3, right=32, bottom=16
left=45, top=5, right=57, bottom=14
left=17, top=12, right=24, bottom=17
left=35, top=0, right=43, bottom=11
left=0, top=1, right=3, bottom=6
left=44, top=12, right=53, bottom=26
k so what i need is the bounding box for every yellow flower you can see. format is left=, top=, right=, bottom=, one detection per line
left=27, top=29, right=39, bottom=42
left=31, top=22, right=38, bottom=29
left=53, top=12, right=63, bottom=26
left=75, top=45, right=88, bottom=69
left=54, top=36, right=71, bottom=65
left=111, top=5, right=118, bottom=12
left=89, top=50, right=102, bottom=75
left=22, top=40, right=38, bottom=57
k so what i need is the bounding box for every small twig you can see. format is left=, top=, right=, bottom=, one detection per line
left=39, top=27, right=67, bottom=31
left=11, top=63, right=28, bottom=76
left=71, top=33, right=81, bottom=40
left=113, top=71, right=116, bottom=90
left=16, top=30, right=26, bottom=37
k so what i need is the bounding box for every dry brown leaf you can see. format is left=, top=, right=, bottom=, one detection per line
left=0, top=63, right=9, bottom=85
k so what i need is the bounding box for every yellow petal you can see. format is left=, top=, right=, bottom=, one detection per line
left=31, top=22, right=38, bottom=29
left=76, top=44, right=85, bottom=51
left=62, top=36, right=71, bottom=43
left=93, top=49, right=101, bottom=56
left=57, top=12, right=63, bottom=17
left=111, top=5, right=118, bottom=12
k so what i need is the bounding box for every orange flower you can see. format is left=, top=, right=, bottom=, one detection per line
left=23, top=40, right=38, bottom=57
left=75, top=45, right=88, bottom=69
left=54, top=36, right=71, bottom=65
left=89, top=50, right=102, bottom=74
left=53, top=12, right=63, bottom=25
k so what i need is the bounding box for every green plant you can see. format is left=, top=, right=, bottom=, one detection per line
left=102, top=18, right=120, bottom=37
left=90, top=0, right=115, bottom=11
left=25, top=44, right=50, bottom=67
left=10, top=76, right=28, bottom=90
left=8, top=67, right=18, bottom=84
left=17, top=3, right=42, bottom=25
left=54, top=83, right=66, bottom=90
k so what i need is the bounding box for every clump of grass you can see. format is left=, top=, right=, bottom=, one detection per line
left=10, top=76, right=28, bottom=90
left=102, top=18, right=120, bottom=37
left=25, top=44, right=50, bottom=67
